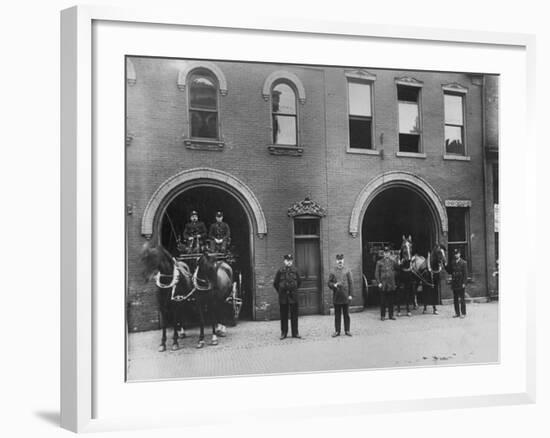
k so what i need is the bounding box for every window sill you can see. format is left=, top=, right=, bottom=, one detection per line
left=183, top=138, right=225, bottom=151
left=268, top=144, right=303, bottom=156
left=346, top=148, right=380, bottom=156
left=444, top=154, right=471, bottom=161
left=396, top=151, right=427, bottom=159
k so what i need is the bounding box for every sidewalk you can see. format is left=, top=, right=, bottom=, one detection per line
left=127, top=301, right=498, bottom=381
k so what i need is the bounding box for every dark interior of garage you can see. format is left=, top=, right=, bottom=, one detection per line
left=362, top=187, right=435, bottom=305
left=160, top=186, right=253, bottom=320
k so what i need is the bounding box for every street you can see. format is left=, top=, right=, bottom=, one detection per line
left=127, top=302, right=498, bottom=381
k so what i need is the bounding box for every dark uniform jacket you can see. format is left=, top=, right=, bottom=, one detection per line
left=208, top=221, right=231, bottom=241
left=375, top=257, right=399, bottom=292
left=328, top=266, right=354, bottom=305
left=447, top=258, right=468, bottom=290
left=273, top=266, right=302, bottom=304
left=183, top=221, right=207, bottom=241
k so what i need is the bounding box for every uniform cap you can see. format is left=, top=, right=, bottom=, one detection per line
left=383, top=246, right=390, bottom=251
left=336, top=254, right=344, bottom=260
left=283, top=254, right=293, bottom=261
left=190, top=210, right=198, bottom=216
left=216, top=211, right=223, bottom=217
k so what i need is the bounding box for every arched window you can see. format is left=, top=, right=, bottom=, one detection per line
left=271, top=82, right=297, bottom=145
left=188, top=70, right=219, bottom=139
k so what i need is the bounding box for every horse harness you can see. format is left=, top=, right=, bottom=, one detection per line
left=404, top=255, right=444, bottom=289
left=154, top=258, right=197, bottom=302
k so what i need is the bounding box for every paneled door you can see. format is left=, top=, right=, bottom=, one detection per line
left=294, top=218, right=321, bottom=315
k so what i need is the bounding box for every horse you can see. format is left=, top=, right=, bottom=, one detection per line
left=193, top=251, right=234, bottom=348
left=396, top=235, right=416, bottom=316
left=140, top=242, right=193, bottom=352
left=421, top=244, right=447, bottom=314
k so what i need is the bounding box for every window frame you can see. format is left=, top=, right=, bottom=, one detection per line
left=345, top=70, right=378, bottom=156
left=270, top=80, right=299, bottom=147
left=443, top=91, right=466, bottom=156
left=395, top=79, right=424, bottom=155
left=346, top=78, right=375, bottom=152
left=187, top=68, right=221, bottom=141
left=442, top=83, right=469, bottom=160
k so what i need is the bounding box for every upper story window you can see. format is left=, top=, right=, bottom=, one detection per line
left=189, top=70, right=219, bottom=139
left=348, top=80, right=373, bottom=149
left=442, top=83, right=469, bottom=160
left=271, top=82, right=297, bottom=145
left=262, top=70, right=306, bottom=156
left=397, top=84, right=422, bottom=153
left=444, top=93, right=465, bottom=155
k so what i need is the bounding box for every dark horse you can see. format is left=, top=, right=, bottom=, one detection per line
left=193, top=251, right=234, bottom=348
left=421, top=243, right=447, bottom=314
left=396, top=235, right=416, bottom=316
left=140, top=243, right=193, bottom=352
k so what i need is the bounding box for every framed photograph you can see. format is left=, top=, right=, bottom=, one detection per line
left=61, top=5, right=536, bottom=432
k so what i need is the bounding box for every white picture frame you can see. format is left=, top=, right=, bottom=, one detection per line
left=60, top=5, right=536, bottom=433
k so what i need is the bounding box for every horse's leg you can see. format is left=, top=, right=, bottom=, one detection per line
left=405, top=279, right=412, bottom=316
left=209, top=292, right=218, bottom=346
left=171, top=303, right=182, bottom=351
left=157, top=292, right=168, bottom=352
left=396, top=282, right=402, bottom=316
left=158, top=310, right=167, bottom=352
left=196, top=295, right=206, bottom=348
left=176, top=302, right=186, bottom=339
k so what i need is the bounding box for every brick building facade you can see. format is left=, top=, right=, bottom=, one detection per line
left=126, top=57, right=499, bottom=332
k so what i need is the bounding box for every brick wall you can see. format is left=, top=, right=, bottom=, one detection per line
left=126, top=58, right=493, bottom=331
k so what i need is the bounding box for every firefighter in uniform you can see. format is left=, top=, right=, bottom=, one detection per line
left=328, top=254, right=353, bottom=337
left=447, top=248, right=469, bottom=318
left=375, top=246, right=399, bottom=321
left=182, top=211, right=207, bottom=254
left=273, top=254, right=302, bottom=339
left=208, top=211, right=231, bottom=253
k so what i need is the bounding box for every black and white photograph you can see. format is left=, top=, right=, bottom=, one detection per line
left=125, top=56, right=500, bottom=381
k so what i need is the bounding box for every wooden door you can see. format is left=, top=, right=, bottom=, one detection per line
left=294, top=218, right=321, bottom=314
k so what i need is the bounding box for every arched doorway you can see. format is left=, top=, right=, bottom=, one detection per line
left=351, top=172, right=448, bottom=307
left=158, top=185, right=254, bottom=319
left=362, top=187, right=437, bottom=292
left=141, top=168, right=268, bottom=321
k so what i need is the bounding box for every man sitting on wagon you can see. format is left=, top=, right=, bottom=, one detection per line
left=208, top=211, right=231, bottom=253
left=182, top=210, right=207, bottom=254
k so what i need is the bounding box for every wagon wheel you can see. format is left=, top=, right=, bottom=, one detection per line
left=225, top=271, right=243, bottom=326
left=232, top=272, right=243, bottom=322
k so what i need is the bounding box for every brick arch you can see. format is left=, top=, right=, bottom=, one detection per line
left=141, top=168, right=267, bottom=238
left=349, top=171, right=448, bottom=238
left=262, top=70, right=306, bottom=104
left=177, top=61, right=228, bottom=95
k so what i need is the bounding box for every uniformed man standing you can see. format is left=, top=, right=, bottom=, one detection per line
left=447, top=248, right=469, bottom=318
left=182, top=210, right=207, bottom=254
left=375, top=246, right=399, bottom=321
left=273, top=254, right=302, bottom=339
left=208, top=211, right=231, bottom=253
left=328, top=254, right=353, bottom=337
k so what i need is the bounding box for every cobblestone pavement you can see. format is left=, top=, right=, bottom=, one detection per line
left=127, top=302, right=498, bottom=381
